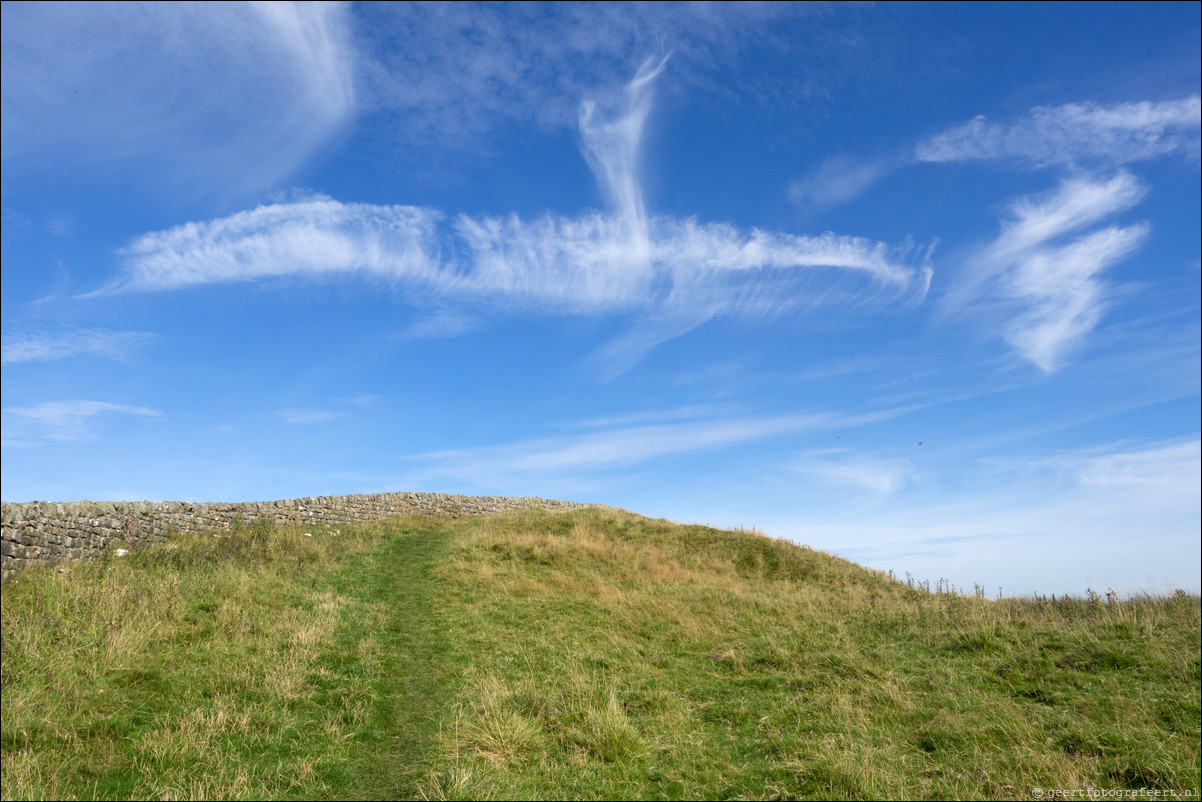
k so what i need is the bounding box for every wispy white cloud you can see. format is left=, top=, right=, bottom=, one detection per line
left=793, top=357, right=886, bottom=383
left=1002, top=224, right=1148, bottom=372
left=275, top=408, right=348, bottom=425
left=984, top=173, right=1148, bottom=261
left=1, top=2, right=355, bottom=199
left=1, top=326, right=154, bottom=366
left=774, top=439, right=1202, bottom=595
left=566, top=403, right=733, bottom=430
left=951, top=172, right=1150, bottom=372
left=355, top=2, right=820, bottom=154
left=337, top=394, right=381, bottom=407
left=671, top=359, right=747, bottom=388
left=100, top=65, right=930, bottom=374
left=404, top=405, right=914, bottom=491
left=1037, top=439, right=1201, bottom=491
left=103, top=199, right=926, bottom=374
left=787, top=155, right=892, bottom=210
left=396, top=312, right=480, bottom=341
left=108, top=199, right=443, bottom=293
left=787, top=449, right=917, bottom=496
left=1, top=400, right=162, bottom=446
left=915, top=96, right=1201, bottom=168
left=790, top=95, right=1199, bottom=215
left=578, top=54, right=668, bottom=255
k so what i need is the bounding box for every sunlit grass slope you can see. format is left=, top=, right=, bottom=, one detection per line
left=419, top=509, right=1200, bottom=799
left=2, top=508, right=1199, bottom=800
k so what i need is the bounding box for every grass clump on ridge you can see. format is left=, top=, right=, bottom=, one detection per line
left=2, top=506, right=1199, bottom=800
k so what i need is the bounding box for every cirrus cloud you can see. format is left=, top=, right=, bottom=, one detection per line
left=1, top=1, right=356, bottom=200
left=915, top=96, right=1201, bottom=168
left=2, top=400, right=162, bottom=447
left=1, top=326, right=155, bottom=366
left=97, top=61, right=932, bottom=376
left=950, top=172, right=1150, bottom=373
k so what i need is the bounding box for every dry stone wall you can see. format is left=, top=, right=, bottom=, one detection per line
left=1, top=492, right=592, bottom=580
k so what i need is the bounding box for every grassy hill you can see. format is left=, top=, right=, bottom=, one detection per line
left=2, top=507, right=1198, bottom=800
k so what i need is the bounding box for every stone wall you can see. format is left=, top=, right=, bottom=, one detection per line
left=1, top=492, right=592, bottom=580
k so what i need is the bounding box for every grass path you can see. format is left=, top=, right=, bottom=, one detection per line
left=1, top=516, right=465, bottom=800
left=310, top=519, right=462, bottom=800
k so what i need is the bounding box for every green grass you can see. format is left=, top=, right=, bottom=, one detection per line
left=4, top=520, right=339, bottom=798
left=2, top=507, right=1199, bottom=800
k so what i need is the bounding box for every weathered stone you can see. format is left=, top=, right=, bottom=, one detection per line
left=1, top=491, right=592, bottom=579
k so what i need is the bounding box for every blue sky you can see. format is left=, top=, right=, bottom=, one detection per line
left=3, top=2, right=1199, bottom=596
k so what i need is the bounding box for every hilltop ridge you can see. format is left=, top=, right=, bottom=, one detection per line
left=2, top=506, right=1198, bottom=799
